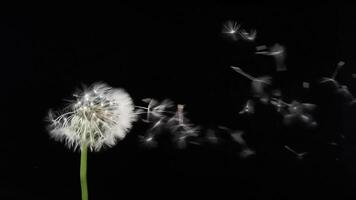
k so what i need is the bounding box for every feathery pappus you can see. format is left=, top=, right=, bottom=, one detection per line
left=222, top=20, right=256, bottom=41
left=47, top=83, right=137, bottom=151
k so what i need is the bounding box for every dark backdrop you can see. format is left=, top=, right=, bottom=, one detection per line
left=2, top=3, right=356, bottom=199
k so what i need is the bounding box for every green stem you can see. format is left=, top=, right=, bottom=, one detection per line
left=80, top=143, right=88, bottom=200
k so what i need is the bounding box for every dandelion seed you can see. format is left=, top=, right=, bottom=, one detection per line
left=284, top=145, right=307, bottom=160
left=167, top=104, right=200, bottom=149
left=332, top=61, right=345, bottom=79
left=302, top=82, right=310, bottom=89
left=231, top=66, right=271, bottom=85
left=219, top=127, right=255, bottom=158
left=222, top=20, right=256, bottom=41
left=240, top=148, right=255, bottom=158
left=206, top=129, right=218, bottom=144
left=256, top=45, right=268, bottom=51
left=222, top=20, right=240, bottom=34
left=239, top=100, right=255, bottom=114
left=255, top=43, right=287, bottom=71
left=139, top=134, right=158, bottom=148
left=240, top=29, right=257, bottom=41
left=138, top=98, right=174, bottom=123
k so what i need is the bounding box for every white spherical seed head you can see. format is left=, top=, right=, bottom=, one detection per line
left=47, top=83, right=137, bottom=151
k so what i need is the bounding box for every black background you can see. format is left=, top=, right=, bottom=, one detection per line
left=2, top=3, right=356, bottom=199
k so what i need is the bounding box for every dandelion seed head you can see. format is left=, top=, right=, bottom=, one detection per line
left=47, top=83, right=137, bottom=151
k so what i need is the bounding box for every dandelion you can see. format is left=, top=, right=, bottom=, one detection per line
left=48, top=83, right=137, bottom=151
left=47, top=82, right=137, bottom=200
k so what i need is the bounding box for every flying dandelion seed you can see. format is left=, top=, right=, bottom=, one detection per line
left=222, top=20, right=256, bottom=41
left=139, top=118, right=166, bottom=148
left=137, top=98, right=177, bottom=148
left=255, top=43, right=284, bottom=56
left=139, top=134, right=158, bottom=148
left=223, top=20, right=240, bottom=34
left=302, top=82, right=310, bottom=89
left=47, top=83, right=138, bottom=152
left=219, top=127, right=255, bottom=158
left=206, top=128, right=218, bottom=144
left=231, top=66, right=271, bottom=85
left=331, top=61, right=345, bottom=80
left=251, top=76, right=273, bottom=99
left=284, top=145, right=308, bottom=160
left=240, top=29, right=257, bottom=41
left=139, top=101, right=200, bottom=149
left=256, top=45, right=268, bottom=51
left=255, top=43, right=287, bottom=71
left=138, top=98, right=174, bottom=123
left=282, top=101, right=318, bottom=129
left=239, top=100, right=255, bottom=115
left=167, top=104, right=200, bottom=149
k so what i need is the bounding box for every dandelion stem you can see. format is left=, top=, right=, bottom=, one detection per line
left=80, top=143, right=88, bottom=200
